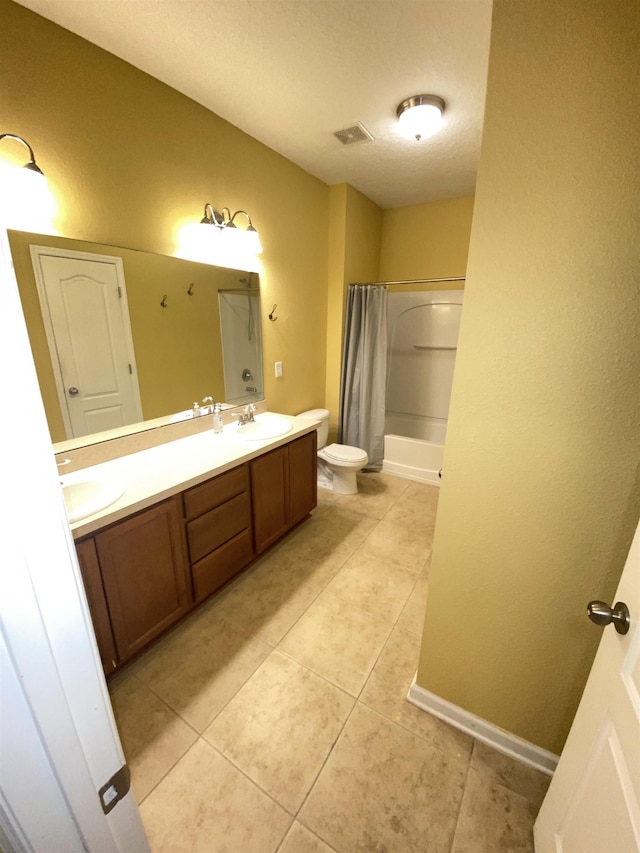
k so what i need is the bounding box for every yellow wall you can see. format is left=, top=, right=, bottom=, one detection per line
left=1, top=0, right=329, bottom=420
left=417, top=0, right=640, bottom=754
left=379, top=196, right=475, bottom=286
left=325, top=184, right=382, bottom=437
left=2, top=0, right=471, bottom=441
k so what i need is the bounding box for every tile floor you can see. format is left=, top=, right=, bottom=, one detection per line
left=110, top=472, right=550, bottom=852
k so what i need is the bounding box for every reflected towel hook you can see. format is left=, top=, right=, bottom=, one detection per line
left=268, top=304, right=277, bottom=321
left=160, top=294, right=168, bottom=308
left=187, top=282, right=194, bottom=296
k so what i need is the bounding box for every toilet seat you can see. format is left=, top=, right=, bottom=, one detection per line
left=321, top=443, right=368, bottom=465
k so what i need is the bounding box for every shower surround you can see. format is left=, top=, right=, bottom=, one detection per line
left=383, top=289, right=463, bottom=485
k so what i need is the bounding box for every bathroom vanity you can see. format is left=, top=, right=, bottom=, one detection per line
left=64, top=415, right=317, bottom=677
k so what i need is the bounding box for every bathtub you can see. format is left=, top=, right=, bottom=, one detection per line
left=382, top=413, right=446, bottom=486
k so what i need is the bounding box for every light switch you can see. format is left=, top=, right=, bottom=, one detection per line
left=275, top=361, right=283, bottom=378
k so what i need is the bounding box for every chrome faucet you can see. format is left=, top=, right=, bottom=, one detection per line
left=193, top=395, right=215, bottom=417
left=236, top=403, right=256, bottom=426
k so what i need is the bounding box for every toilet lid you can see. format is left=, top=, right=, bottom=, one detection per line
left=323, top=443, right=368, bottom=464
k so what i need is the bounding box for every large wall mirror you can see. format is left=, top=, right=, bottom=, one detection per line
left=8, top=229, right=264, bottom=448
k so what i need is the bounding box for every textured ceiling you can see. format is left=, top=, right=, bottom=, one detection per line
left=14, top=0, right=493, bottom=209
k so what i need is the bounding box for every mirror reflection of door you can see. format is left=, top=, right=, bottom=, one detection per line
left=31, top=247, right=143, bottom=439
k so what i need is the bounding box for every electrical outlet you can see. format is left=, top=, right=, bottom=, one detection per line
left=275, top=361, right=283, bottom=378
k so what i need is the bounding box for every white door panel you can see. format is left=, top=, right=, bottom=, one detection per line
left=31, top=247, right=142, bottom=438
left=1, top=229, right=150, bottom=851
left=534, top=518, right=640, bottom=852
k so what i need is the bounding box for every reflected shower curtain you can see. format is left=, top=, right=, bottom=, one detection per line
left=338, top=284, right=388, bottom=470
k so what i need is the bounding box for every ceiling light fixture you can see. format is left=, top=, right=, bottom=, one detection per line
left=0, top=132, right=56, bottom=232
left=396, top=95, right=445, bottom=141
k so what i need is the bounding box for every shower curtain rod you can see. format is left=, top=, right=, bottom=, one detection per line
left=363, top=276, right=465, bottom=286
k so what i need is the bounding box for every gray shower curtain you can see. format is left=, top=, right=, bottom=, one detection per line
left=338, top=284, right=388, bottom=470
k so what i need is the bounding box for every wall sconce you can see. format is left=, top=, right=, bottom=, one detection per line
left=178, top=201, right=262, bottom=271
left=0, top=132, right=57, bottom=233
left=200, top=203, right=263, bottom=256
left=396, top=95, right=445, bottom=141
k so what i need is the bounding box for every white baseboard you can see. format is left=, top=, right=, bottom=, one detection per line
left=407, top=677, right=558, bottom=776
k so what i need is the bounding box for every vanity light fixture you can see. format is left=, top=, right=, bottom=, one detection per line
left=0, top=132, right=57, bottom=232
left=200, top=203, right=263, bottom=255
left=177, top=201, right=262, bottom=270
left=396, top=95, right=445, bottom=141
left=0, top=132, right=46, bottom=177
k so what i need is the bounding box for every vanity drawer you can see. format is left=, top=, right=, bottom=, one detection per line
left=191, top=529, right=254, bottom=602
left=183, top=465, right=249, bottom=521
left=187, top=492, right=252, bottom=564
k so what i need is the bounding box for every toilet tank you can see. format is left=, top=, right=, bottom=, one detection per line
left=298, top=408, right=330, bottom=449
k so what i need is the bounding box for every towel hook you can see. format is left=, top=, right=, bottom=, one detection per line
left=160, top=294, right=168, bottom=308
left=268, top=304, right=277, bottom=321
left=187, top=282, right=194, bottom=296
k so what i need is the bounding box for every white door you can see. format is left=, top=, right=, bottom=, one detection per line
left=534, top=518, right=640, bottom=852
left=1, top=229, right=149, bottom=851
left=31, top=246, right=143, bottom=438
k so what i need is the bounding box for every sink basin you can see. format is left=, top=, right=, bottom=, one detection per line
left=61, top=474, right=125, bottom=523
left=236, top=415, right=292, bottom=441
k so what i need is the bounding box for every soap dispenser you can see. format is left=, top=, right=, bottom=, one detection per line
left=213, top=403, right=224, bottom=434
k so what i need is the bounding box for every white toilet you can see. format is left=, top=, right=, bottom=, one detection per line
left=298, top=408, right=368, bottom=495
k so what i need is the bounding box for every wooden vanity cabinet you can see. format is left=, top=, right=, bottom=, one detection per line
left=73, top=429, right=317, bottom=673
left=251, top=445, right=289, bottom=553
left=288, top=431, right=318, bottom=527
left=184, top=464, right=254, bottom=603
left=94, top=496, right=190, bottom=663
left=251, top=432, right=317, bottom=554
left=75, top=538, right=118, bottom=676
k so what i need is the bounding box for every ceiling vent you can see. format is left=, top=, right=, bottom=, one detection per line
left=333, top=122, right=374, bottom=145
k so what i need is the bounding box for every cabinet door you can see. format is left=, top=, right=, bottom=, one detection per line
left=251, top=445, right=289, bottom=554
left=75, top=538, right=118, bottom=676
left=288, top=432, right=317, bottom=527
left=95, top=497, right=190, bottom=663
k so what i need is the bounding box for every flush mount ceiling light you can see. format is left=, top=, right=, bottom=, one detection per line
left=396, top=95, right=445, bottom=141
left=0, top=132, right=57, bottom=232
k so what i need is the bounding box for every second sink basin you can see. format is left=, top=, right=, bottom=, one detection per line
left=61, top=473, right=126, bottom=523
left=235, top=414, right=292, bottom=441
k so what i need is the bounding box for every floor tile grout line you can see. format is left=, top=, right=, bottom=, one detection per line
left=273, top=644, right=363, bottom=700
left=197, top=731, right=300, bottom=824
left=136, top=476, right=426, bottom=708
left=134, top=733, right=201, bottom=808
left=141, top=733, right=299, bottom=849
left=127, top=627, right=278, bottom=738
left=110, top=677, right=200, bottom=809
left=119, top=473, right=447, bottom=847
left=446, top=746, right=476, bottom=853
left=290, top=686, right=362, bottom=828
left=274, top=823, right=337, bottom=853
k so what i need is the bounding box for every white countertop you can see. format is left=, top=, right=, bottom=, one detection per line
left=65, top=412, right=317, bottom=539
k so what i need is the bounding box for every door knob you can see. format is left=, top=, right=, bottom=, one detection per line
left=68, top=386, right=79, bottom=396
left=587, top=600, right=630, bottom=635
